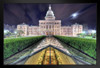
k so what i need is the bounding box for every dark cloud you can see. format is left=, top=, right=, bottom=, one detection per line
left=4, top=4, right=96, bottom=29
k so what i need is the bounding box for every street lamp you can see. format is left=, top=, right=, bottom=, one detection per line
left=4, top=30, right=9, bottom=34
left=82, top=31, right=86, bottom=34
left=91, top=30, right=96, bottom=38
left=91, top=30, right=96, bottom=34
left=4, top=30, right=9, bottom=38
left=82, top=31, right=86, bottom=38
left=14, top=31, right=17, bottom=34
left=14, top=31, right=17, bottom=38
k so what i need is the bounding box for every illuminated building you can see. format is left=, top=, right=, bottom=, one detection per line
left=17, top=5, right=83, bottom=37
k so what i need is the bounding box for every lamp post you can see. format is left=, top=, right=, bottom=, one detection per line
left=82, top=31, right=86, bottom=38
left=4, top=30, right=9, bottom=38
left=14, top=31, right=17, bottom=38
left=91, top=30, right=96, bottom=38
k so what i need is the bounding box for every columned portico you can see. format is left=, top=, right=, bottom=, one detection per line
left=46, top=31, right=54, bottom=36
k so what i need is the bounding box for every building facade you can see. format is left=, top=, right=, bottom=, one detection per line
left=17, top=5, right=83, bottom=37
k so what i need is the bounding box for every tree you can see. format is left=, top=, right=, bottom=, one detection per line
left=77, top=33, right=81, bottom=37
left=4, top=31, right=12, bottom=38
left=92, top=33, right=96, bottom=38
left=77, top=33, right=85, bottom=38
left=16, top=30, right=24, bottom=37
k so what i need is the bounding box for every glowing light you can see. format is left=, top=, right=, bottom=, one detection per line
left=14, top=31, right=17, bottom=34
left=82, top=31, right=86, bottom=34
left=88, top=30, right=96, bottom=34
left=4, top=30, right=9, bottom=33
left=92, top=30, right=96, bottom=33
left=71, top=12, right=79, bottom=19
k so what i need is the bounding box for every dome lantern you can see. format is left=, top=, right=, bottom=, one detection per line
left=45, top=4, right=55, bottom=20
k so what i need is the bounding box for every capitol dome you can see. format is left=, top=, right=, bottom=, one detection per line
left=45, top=5, right=55, bottom=20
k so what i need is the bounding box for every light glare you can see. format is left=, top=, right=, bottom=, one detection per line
left=4, top=30, right=9, bottom=33
left=72, top=12, right=79, bottom=19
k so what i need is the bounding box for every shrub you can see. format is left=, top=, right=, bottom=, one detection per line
left=54, top=36, right=96, bottom=59
left=4, top=36, right=45, bottom=59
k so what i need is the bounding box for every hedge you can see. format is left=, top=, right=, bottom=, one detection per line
left=54, top=36, right=96, bottom=59
left=4, top=36, right=45, bottom=59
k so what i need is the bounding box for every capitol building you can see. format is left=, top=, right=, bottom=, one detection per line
left=17, top=5, right=83, bottom=37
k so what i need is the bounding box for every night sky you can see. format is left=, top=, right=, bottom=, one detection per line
left=4, top=4, right=97, bottom=29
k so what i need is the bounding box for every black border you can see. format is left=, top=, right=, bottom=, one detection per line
left=0, top=0, right=100, bottom=68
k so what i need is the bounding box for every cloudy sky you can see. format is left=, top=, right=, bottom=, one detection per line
left=4, top=3, right=96, bottom=29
